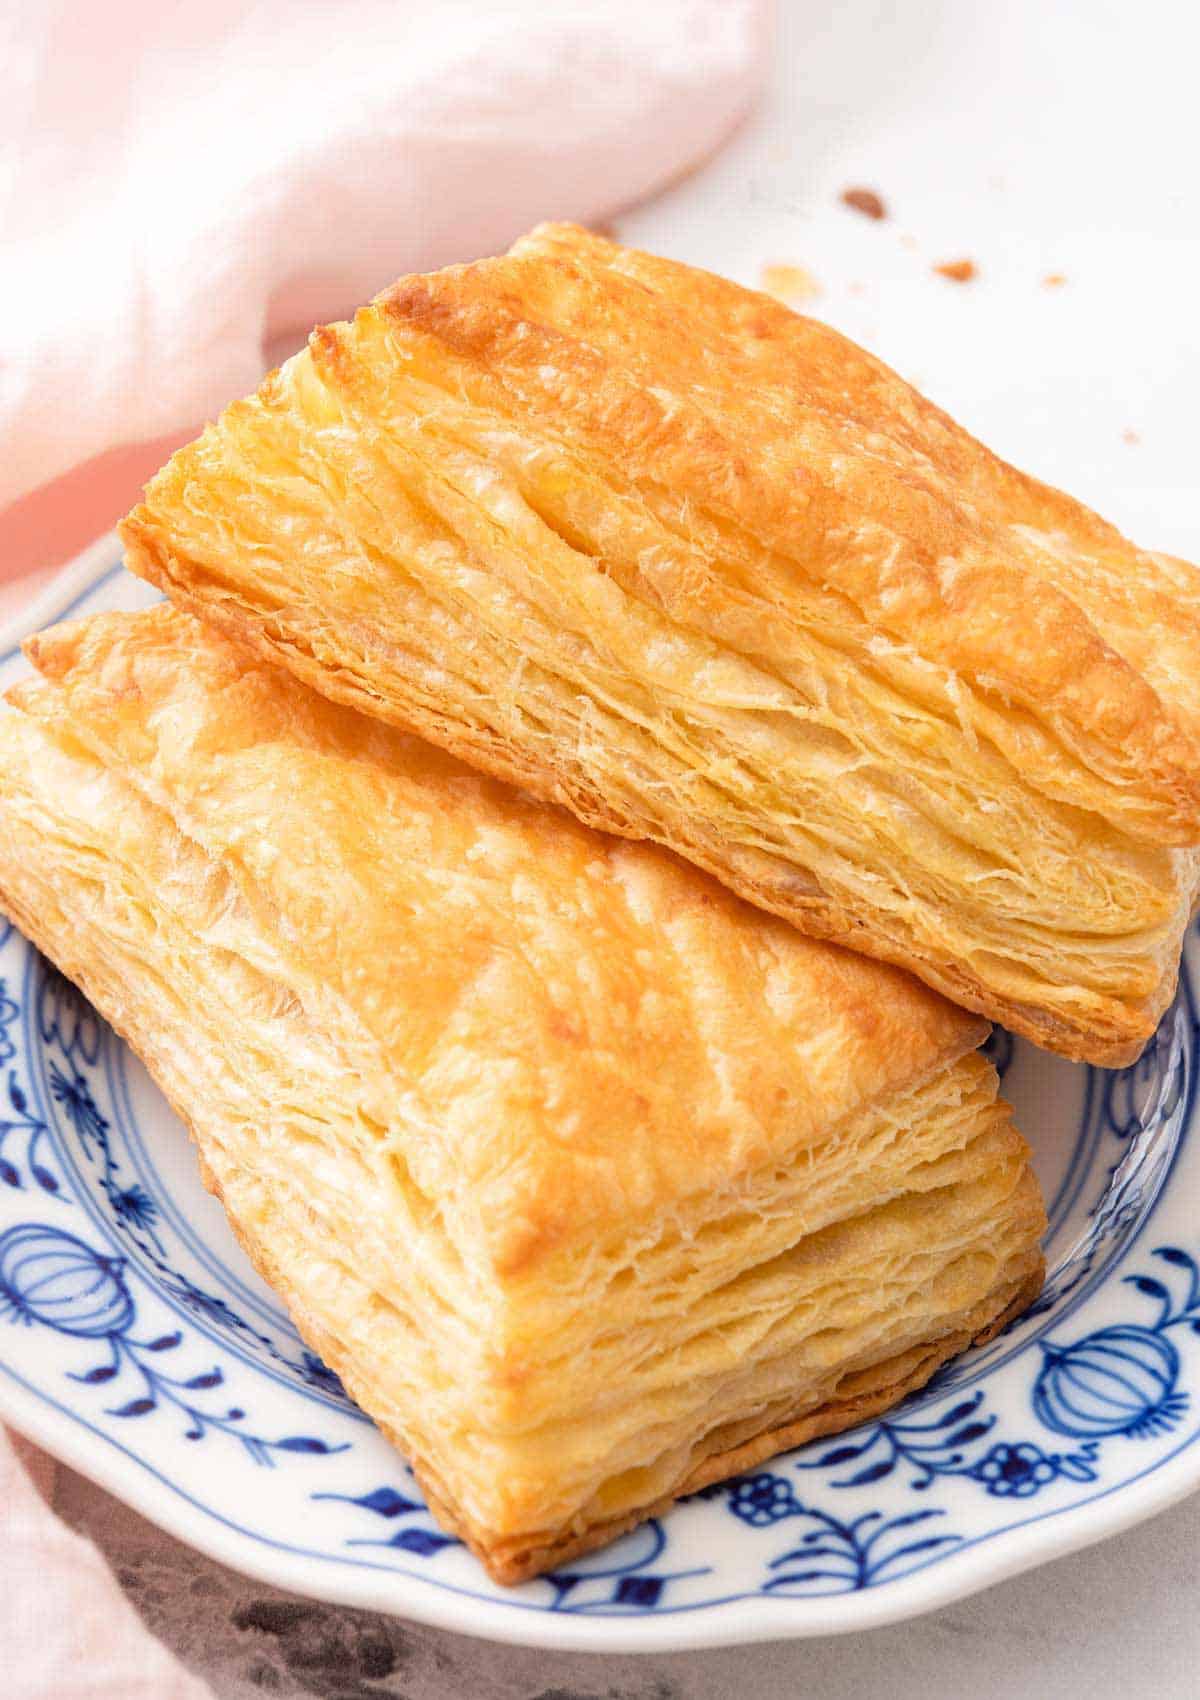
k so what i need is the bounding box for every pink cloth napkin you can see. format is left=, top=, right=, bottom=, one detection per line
left=0, top=0, right=767, bottom=582
left=1, top=1430, right=210, bottom=1698
left=0, top=3, right=767, bottom=1692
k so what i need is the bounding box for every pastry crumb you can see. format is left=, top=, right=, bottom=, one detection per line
left=934, top=258, right=978, bottom=283
left=586, top=220, right=619, bottom=240
left=1042, top=272, right=1068, bottom=289
left=1122, top=428, right=1141, bottom=445
left=760, top=263, right=822, bottom=304
left=841, top=187, right=887, bottom=220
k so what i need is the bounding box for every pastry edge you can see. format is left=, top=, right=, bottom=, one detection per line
left=188, top=1122, right=1043, bottom=1588
left=0, top=869, right=1044, bottom=1587
left=419, top=1259, right=1046, bottom=1585
left=116, top=538, right=1183, bottom=1069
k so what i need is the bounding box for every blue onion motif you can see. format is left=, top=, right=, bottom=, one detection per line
left=0, top=1217, right=348, bottom=1466
left=539, top=1520, right=710, bottom=1611
left=0, top=978, right=19, bottom=1068
left=728, top=1472, right=804, bottom=1527
left=971, top=1442, right=1059, bottom=1498
left=795, top=1384, right=1101, bottom=1499
left=795, top=1389, right=998, bottom=1491
left=0, top=971, right=58, bottom=1195
left=162, top=1274, right=240, bottom=1323
left=0, top=1069, right=56, bottom=1197
left=48, top=1062, right=108, bottom=1149
left=0, top=1222, right=133, bottom=1336
left=314, top=1479, right=459, bottom=1561
left=1034, top=1325, right=1186, bottom=1440
left=300, top=1349, right=347, bottom=1399
left=111, top=1184, right=158, bottom=1233
left=12, top=958, right=348, bottom=1398
left=797, top=1245, right=1199, bottom=1520
left=723, top=1478, right=961, bottom=1594
left=37, top=965, right=102, bottom=1067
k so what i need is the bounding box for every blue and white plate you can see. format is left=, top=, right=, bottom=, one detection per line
left=0, top=538, right=1197, bottom=1651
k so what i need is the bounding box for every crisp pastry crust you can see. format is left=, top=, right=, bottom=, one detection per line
left=120, top=222, right=1200, bottom=1063
left=0, top=606, right=1046, bottom=1582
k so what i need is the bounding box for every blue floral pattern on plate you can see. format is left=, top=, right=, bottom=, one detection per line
left=0, top=548, right=1196, bottom=1651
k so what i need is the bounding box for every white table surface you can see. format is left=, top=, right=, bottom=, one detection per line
left=52, top=2, right=1200, bottom=1693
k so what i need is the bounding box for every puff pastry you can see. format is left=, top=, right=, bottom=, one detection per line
left=120, top=222, right=1200, bottom=1064
left=0, top=606, right=1045, bottom=1582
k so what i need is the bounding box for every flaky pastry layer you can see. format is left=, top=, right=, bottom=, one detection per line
left=120, top=223, right=1200, bottom=1063
left=0, top=608, right=1045, bottom=1580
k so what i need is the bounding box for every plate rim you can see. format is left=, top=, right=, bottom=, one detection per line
left=3, top=1346, right=1199, bottom=1654
left=0, top=536, right=1197, bottom=1654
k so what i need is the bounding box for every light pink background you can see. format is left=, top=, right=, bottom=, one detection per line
left=0, top=0, right=766, bottom=609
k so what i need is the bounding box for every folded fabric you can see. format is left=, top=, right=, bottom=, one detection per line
left=0, top=0, right=767, bottom=512
left=0, top=1425, right=211, bottom=1700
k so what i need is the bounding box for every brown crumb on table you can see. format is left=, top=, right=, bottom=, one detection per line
left=760, top=263, right=822, bottom=304
left=934, top=258, right=978, bottom=283
left=586, top=220, right=619, bottom=240
left=841, top=187, right=887, bottom=220
left=1043, top=272, right=1068, bottom=288
left=1122, top=428, right=1141, bottom=445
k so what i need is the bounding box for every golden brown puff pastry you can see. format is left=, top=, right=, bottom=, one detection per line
left=0, top=605, right=1045, bottom=1582
left=119, top=223, right=1200, bottom=1064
